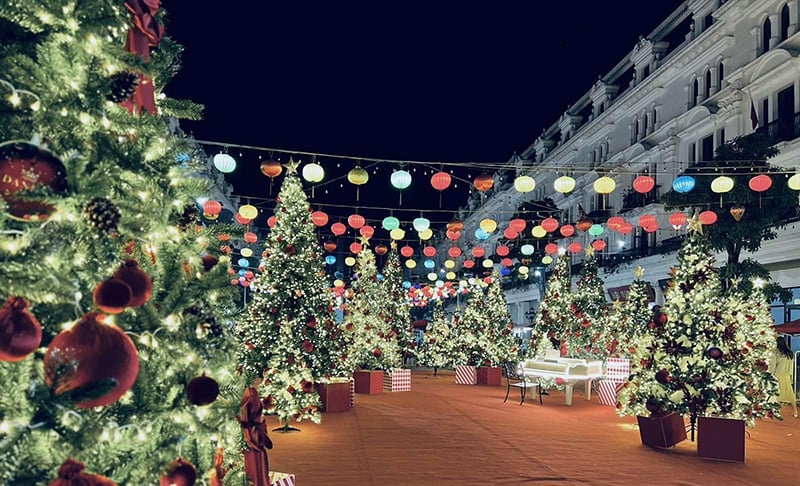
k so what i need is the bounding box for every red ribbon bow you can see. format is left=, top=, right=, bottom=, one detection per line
left=121, top=0, right=164, bottom=115
left=236, top=387, right=273, bottom=486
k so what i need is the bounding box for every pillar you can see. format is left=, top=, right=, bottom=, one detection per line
left=770, top=14, right=780, bottom=49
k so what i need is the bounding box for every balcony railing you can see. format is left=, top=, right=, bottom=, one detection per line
left=756, top=113, right=800, bottom=145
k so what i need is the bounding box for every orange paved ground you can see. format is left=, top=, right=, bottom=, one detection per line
left=266, top=370, right=799, bottom=485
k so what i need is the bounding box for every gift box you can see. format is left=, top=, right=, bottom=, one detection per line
left=455, top=365, right=477, bottom=385
left=316, top=378, right=353, bottom=412
left=605, top=358, right=630, bottom=383
left=697, top=416, right=745, bottom=462
left=383, top=368, right=411, bottom=392
left=598, top=379, right=625, bottom=406
left=636, top=412, right=687, bottom=448
left=349, top=378, right=355, bottom=407
left=354, top=370, right=384, bottom=394
left=270, top=471, right=296, bottom=486
left=476, top=366, right=501, bottom=386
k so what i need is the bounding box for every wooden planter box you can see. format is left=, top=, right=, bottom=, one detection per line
left=697, top=416, right=745, bottom=462
left=353, top=370, right=384, bottom=394
left=476, top=366, right=502, bottom=386
left=637, top=413, right=687, bottom=448
left=316, top=379, right=353, bottom=412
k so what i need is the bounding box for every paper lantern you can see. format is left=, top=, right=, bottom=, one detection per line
left=479, top=218, right=497, bottom=233
left=607, top=216, right=625, bottom=230
left=669, top=212, right=687, bottom=230
left=267, top=216, right=277, bottom=228
left=482, top=259, right=494, bottom=268
left=446, top=271, right=457, bottom=280
left=237, top=257, right=249, bottom=267
left=711, top=176, right=734, bottom=194
left=475, top=229, right=490, bottom=240
left=424, top=259, right=436, bottom=269
left=568, top=242, right=582, bottom=254
left=400, top=245, right=414, bottom=258
left=672, top=175, right=695, bottom=193
left=531, top=226, right=546, bottom=238
left=501, top=257, right=514, bottom=267
left=234, top=213, right=251, bottom=225
left=333, top=279, right=344, bottom=287
left=448, top=247, right=462, bottom=258
left=350, top=242, right=363, bottom=254
left=431, top=171, right=452, bottom=191
left=633, top=175, right=655, bottom=194
left=405, top=260, right=417, bottom=269
left=213, top=153, right=236, bottom=173
left=463, top=259, right=475, bottom=269
left=730, top=205, right=745, bottom=221
left=503, top=228, right=518, bottom=239
left=390, top=228, right=405, bottom=240
left=428, top=272, right=438, bottom=281
left=447, top=220, right=464, bottom=231
left=576, top=218, right=593, bottom=232
left=325, top=255, right=336, bottom=265
left=242, top=232, right=258, bottom=244
left=413, top=217, right=431, bottom=232
left=541, top=218, right=559, bottom=233
left=496, top=245, right=510, bottom=256
left=588, top=224, right=604, bottom=236
left=382, top=216, right=400, bottom=230
left=560, top=225, right=575, bottom=237
left=323, top=240, right=337, bottom=252
left=749, top=174, right=772, bottom=192
left=518, top=266, right=529, bottom=274
left=302, top=162, right=325, bottom=183
left=238, top=204, right=258, bottom=221
left=345, top=256, right=356, bottom=266
left=553, top=175, right=576, bottom=194
left=359, top=225, right=375, bottom=238
left=545, top=243, right=558, bottom=255
left=788, top=173, right=800, bottom=190
left=643, top=224, right=658, bottom=233
left=423, top=246, right=437, bottom=257
left=418, top=228, right=433, bottom=240
left=391, top=170, right=412, bottom=190
left=471, top=247, right=485, bottom=258
left=444, top=259, right=456, bottom=269
left=508, top=219, right=526, bottom=233
left=347, top=214, right=365, bottom=229
left=331, top=222, right=347, bottom=236
left=520, top=244, right=534, bottom=255
left=699, top=210, right=718, bottom=225
left=618, top=222, right=634, bottom=235
left=514, top=175, right=536, bottom=193
left=347, top=166, right=369, bottom=186
left=203, top=200, right=222, bottom=216
left=542, top=255, right=553, bottom=264
left=592, top=240, right=606, bottom=251
left=636, top=214, right=656, bottom=229
left=260, top=160, right=282, bottom=178
left=446, top=230, right=461, bottom=241
left=309, top=211, right=328, bottom=227
left=374, top=244, right=388, bottom=255
left=473, top=174, right=494, bottom=192
left=593, top=176, right=616, bottom=194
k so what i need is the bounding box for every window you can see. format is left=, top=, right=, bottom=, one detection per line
left=692, top=78, right=699, bottom=107
left=762, top=98, right=770, bottom=124
left=718, top=128, right=726, bottom=146
left=704, top=13, right=714, bottom=30
left=634, top=118, right=640, bottom=141
left=701, top=134, right=714, bottom=161
left=763, top=17, right=772, bottom=53
left=643, top=65, right=650, bottom=79
left=705, top=69, right=712, bottom=97
left=652, top=107, right=657, bottom=127
left=781, top=4, right=790, bottom=42
left=689, top=142, right=696, bottom=164
left=644, top=113, right=650, bottom=135
left=718, top=61, right=724, bottom=88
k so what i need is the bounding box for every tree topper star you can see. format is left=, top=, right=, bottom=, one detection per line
left=687, top=213, right=704, bottom=234
left=584, top=246, right=594, bottom=257
left=390, top=241, right=398, bottom=250
left=612, top=299, right=623, bottom=311
left=283, top=157, right=300, bottom=174
left=358, top=235, right=371, bottom=246
left=633, top=266, right=645, bottom=279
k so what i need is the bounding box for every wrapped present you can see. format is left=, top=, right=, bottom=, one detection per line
left=349, top=378, right=354, bottom=407
left=637, top=412, right=687, bottom=449
left=269, top=471, right=296, bottom=486
left=455, top=365, right=477, bottom=385
left=476, top=366, right=501, bottom=386
left=605, top=358, right=630, bottom=383
left=697, top=416, right=745, bottom=462
left=354, top=370, right=383, bottom=394
left=598, top=379, right=625, bottom=406
left=383, top=369, right=411, bottom=392
left=317, top=377, right=353, bottom=412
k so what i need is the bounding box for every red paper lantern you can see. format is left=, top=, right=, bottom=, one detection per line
left=473, top=174, right=494, bottom=192
left=471, top=247, right=485, bottom=258
left=359, top=225, right=374, bottom=238
left=235, top=213, right=251, bottom=225
left=202, top=200, right=222, bottom=216
left=669, top=212, right=687, bottom=229
left=349, top=242, right=363, bottom=254
left=699, top=210, right=718, bottom=225
left=568, top=242, right=582, bottom=254
left=576, top=218, right=592, bottom=232
left=244, top=231, right=258, bottom=243
left=560, top=225, right=575, bottom=237
left=503, top=228, right=518, bottom=239
left=347, top=214, right=365, bottom=229
left=112, top=260, right=152, bottom=308
left=637, top=214, right=657, bottom=228
left=311, top=211, right=329, bottom=227
left=446, top=230, right=461, bottom=241
left=633, top=175, right=655, bottom=194
left=331, top=222, right=346, bottom=236
left=447, top=220, right=463, bottom=231
left=374, top=244, right=388, bottom=255
left=431, top=171, right=452, bottom=191
left=643, top=224, right=658, bottom=233
left=0, top=296, right=42, bottom=362
left=218, top=233, right=231, bottom=241
left=592, top=240, right=606, bottom=251
left=463, top=259, right=475, bottom=269
left=618, top=222, right=634, bottom=235
left=267, top=216, right=277, bottom=228
left=541, top=218, right=559, bottom=233
left=45, top=312, right=139, bottom=408
left=509, top=219, right=526, bottom=232
left=749, top=174, right=772, bottom=192
left=323, top=240, right=337, bottom=252
left=400, top=245, right=414, bottom=258
left=496, top=245, right=510, bottom=256
left=501, top=257, right=514, bottom=267
left=260, top=160, right=283, bottom=178
left=607, top=216, right=625, bottom=230
left=545, top=243, right=559, bottom=255
left=448, top=247, right=462, bottom=258
left=92, top=278, right=132, bottom=314
left=244, top=271, right=254, bottom=279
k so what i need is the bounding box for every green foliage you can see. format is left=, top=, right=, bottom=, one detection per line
left=607, top=274, right=653, bottom=358
left=565, top=251, right=608, bottom=360
left=415, top=301, right=453, bottom=369
left=459, top=273, right=517, bottom=366
left=530, top=254, right=571, bottom=357
left=381, top=249, right=414, bottom=364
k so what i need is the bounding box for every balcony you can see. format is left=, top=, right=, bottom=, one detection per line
left=755, top=113, right=800, bottom=146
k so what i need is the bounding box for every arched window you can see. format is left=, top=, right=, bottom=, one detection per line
left=634, top=118, right=640, bottom=140
left=705, top=69, right=712, bottom=97
left=692, top=78, right=699, bottom=106
left=718, top=61, right=724, bottom=88
left=780, top=4, right=790, bottom=41
left=763, top=17, right=772, bottom=53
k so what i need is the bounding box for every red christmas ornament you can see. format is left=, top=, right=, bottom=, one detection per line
left=301, top=379, right=314, bottom=393
left=0, top=296, right=43, bottom=362
left=301, top=340, right=314, bottom=353
left=186, top=374, right=220, bottom=406
left=372, top=348, right=382, bottom=357
left=285, top=244, right=297, bottom=255
left=45, top=312, right=139, bottom=408
left=112, top=260, right=152, bottom=307
left=0, top=142, right=68, bottom=222
left=92, top=278, right=133, bottom=314
left=160, top=457, right=197, bottom=486
left=49, top=458, right=116, bottom=486
left=201, top=254, right=219, bottom=271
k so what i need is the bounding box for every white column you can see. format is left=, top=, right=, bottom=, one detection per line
left=752, top=26, right=762, bottom=58
left=790, top=1, right=798, bottom=35
left=709, top=66, right=719, bottom=95
left=770, top=14, right=780, bottom=48
left=697, top=75, right=707, bottom=103
left=652, top=106, right=660, bottom=131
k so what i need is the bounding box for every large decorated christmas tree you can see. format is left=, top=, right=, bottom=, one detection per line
left=345, top=244, right=402, bottom=371
left=618, top=216, right=780, bottom=427
left=237, top=167, right=346, bottom=428
left=381, top=247, right=414, bottom=366
left=606, top=266, right=652, bottom=357
left=0, top=2, right=244, bottom=483
left=460, top=274, right=518, bottom=366
left=564, top=247, right=608, bottom=359
left=529, top=253, right=572, bottom=358
left=415, top=301, right=453, bottom=373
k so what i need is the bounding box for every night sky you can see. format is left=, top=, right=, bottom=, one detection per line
left=164, top=1, right=684, bottom=235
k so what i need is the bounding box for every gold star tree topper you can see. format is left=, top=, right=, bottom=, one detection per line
left=687, top=213, right=704, bottom=234
left=283, top=157, right=300, bottom=174
left=633, top=266, right=645, bottom=279
left=584, top=246, right=594, bottom=257
left=612, top=299, right=623, bottom=311
left=358, top=235, right=371, bottom=247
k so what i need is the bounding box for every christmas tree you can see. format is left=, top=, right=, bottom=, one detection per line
left=564, top=247, right=608, bottom=360
left=416, top=301, right=453, bottom=373
left=618, top=216, right=780, bottom=428
left=346, top=244, right=402, bottom=371
left=0, top=2, right=244, bottom=483
left=447, top=309, right=470, bottom=366
left=381, top=247, right=414, bottom=366
left=529, top=253, right=572, bottom=358
left=237, top=167, right=346, bottom=429
left=460, top=274, right=518, bottom=366
left=606, top=267, right=653, bottom=358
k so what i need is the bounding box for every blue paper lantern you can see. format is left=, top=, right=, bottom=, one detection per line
left=424, top=259, right=436, bottom=269
left=325, top=255, right=337, bottom=265
left=334, top=271, right=344, bottom=279
left=237, top=258, right=249, bottom=267
left=377, top=274, right=384, bottom=282
left=500, top=267, right=511, bottom=276
left=413, top=217, right=431, bottom=232
left=475, top=228, right=490, bottom=240
left=390, top=170, right=412, bottom=190
left=402, top=281, right=411, bottom=289
left=238, top=269, right=246, bottom=276
left=673, top=175, right=696, bottom=193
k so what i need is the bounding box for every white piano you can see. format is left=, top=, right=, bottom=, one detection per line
left=520, top=349, right=604, bottom=406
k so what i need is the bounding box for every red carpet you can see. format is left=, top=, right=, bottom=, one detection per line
left=266, top=371, right=799, bottom=485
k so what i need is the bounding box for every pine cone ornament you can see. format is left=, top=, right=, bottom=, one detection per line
left=83, top=197, right=121, bottom=233
left=105, top=71, right=139, bottom=103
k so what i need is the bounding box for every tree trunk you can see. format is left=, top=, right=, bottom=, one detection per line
left=726, top=243, right=741, bottom=267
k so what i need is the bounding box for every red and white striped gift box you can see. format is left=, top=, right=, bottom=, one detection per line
left=384, top=368, right=411, bottom=392
left=269, top=471, right=296, bottom=486
left=598, top=379, right=625, bottom=406
left=349, top=378, right=355, bottom=407
left=605, top=358, right=630, bottom=383
left=455, top=365, right=477, bottom=385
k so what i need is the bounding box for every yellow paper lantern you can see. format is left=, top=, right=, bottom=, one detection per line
left=405, top=260, right=417, bottom=269
left=788, top=173, right=800, bottom=190
left=446, top=271, right=456, bottom=280
left=347, top=166, right=369, bottom=185
left=240, top=248, right=253, bottom=257
left=302, top=162, right=325, bottom=183
left=531, top=225, right=546, bottom=238
left=482, top=259, right=494, bottom=268
left=344, top=256, right=356, bottom=267
left=710, top=176, right=734, bottom=194
left=390, top=228, right=406, bottom=240
left=593, top=176, right=616, bottom=194
left=427, top=272, right=438, bottom=281
left=238, top=204, right=259, bottom=220
left=518, top=265, right=529, bottom=274
left=418, top=228, right=433, bottom=240
left=479, top=218, right=497, bottom=233
left=333, top=279, right=344, bottom=287
left=513, top=175, right=536, bottom=193
left=542, top=255, right=553, bottom=264
left=444, top=259, right=455, bottom=269
left=553, top=175, right=576, bottom=194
